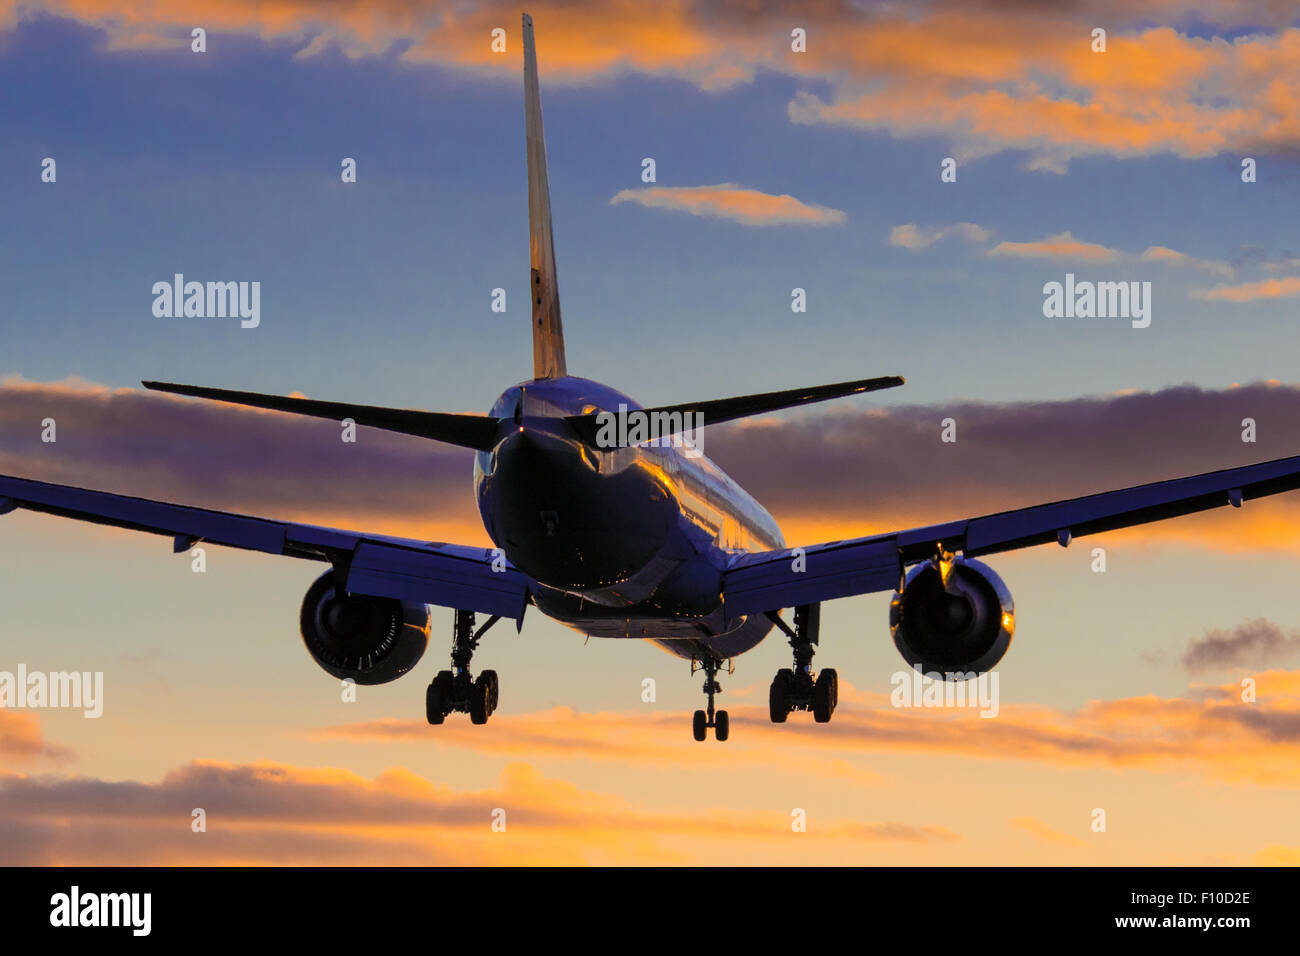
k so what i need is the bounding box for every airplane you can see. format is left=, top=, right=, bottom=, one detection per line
left=5, top=13, right=1300, bottom=741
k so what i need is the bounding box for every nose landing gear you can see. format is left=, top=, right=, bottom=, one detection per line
left=766, top=604, right=838, bottom=724
left=426, top=609, right=502, bottom=725
left=690, top=656, right=732, bottom=741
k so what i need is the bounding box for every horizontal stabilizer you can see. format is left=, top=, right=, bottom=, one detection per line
left=565, top=374, right=905, bottom=446
left=142, top=381, right=501, bottom=451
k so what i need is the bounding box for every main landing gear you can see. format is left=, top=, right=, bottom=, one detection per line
left=690, top=656, right=732, bottom=742
left=426, top=609, right=501, bottom=725
left=766, top=604, right=838, bottom=724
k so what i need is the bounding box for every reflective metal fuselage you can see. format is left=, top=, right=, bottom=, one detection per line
left=475, top=377, right=785, bottom=660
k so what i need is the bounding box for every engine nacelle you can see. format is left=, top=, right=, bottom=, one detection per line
left=299, top=571, right=431, bottom=684
left=889, top=556, right=1014, bottom=677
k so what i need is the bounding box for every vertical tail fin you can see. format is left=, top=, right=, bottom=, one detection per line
left=523, top=13, right=567, bottom=379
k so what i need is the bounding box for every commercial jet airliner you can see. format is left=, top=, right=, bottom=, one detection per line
left=5, top=14, right=1300, bottom=741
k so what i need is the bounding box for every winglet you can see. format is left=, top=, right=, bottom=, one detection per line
left=523, top=13, right=567, bottom=380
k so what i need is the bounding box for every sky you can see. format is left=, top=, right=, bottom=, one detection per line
left=3, top=0, right=1300, bottom=865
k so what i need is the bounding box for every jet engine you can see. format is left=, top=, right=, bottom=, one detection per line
left=889, top=556, right=1014, bottom=677
left=299, top=571, right=431, bottom=684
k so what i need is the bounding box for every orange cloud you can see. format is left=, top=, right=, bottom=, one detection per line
left=311, top=705, right=883, bottom=785
left=1252, top=845, right=1300, bottom=865
left=1195, top=276, right=1300, bottom=302
left=1010, top=816, right=1086, bottom=849
left=9, top=2, right=1299, bottom=169
left=788, top=20, right=1300, bottom=171
left=890, top=222, right=991, bottom=250
left=989, top=231, right=1119, bottom=261
left=0, top=710, right=75, bottom=765
left=1139, top=245, right=1234, bottom=277
left=0, top=758, right=956, bottom=864
left=610, top=184, right=846, bottom=227
left=313, top=670, right=1300, bottom=787
left=895, top=227, right=1236, bottom=277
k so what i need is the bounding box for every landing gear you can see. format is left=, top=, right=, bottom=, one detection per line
left=765, top=604, right=838, bottom=724
left=426, top=672, right=451, bottom=725
left=690, top=656, right=731, bottom=741
left=812, top=667, right=837, bottom=723
left=470, top=669, right=499, bottom=725
left=769, top=668, right=793, bottom=723
left=426, top=609, right=502, bottom=725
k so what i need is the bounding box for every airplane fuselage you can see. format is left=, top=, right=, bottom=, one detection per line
left=475, top=376, right=785, bottom=660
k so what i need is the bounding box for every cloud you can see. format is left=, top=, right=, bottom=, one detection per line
left=0, top=375, right=485, bottom=545
left=1138, top=245, right=1235, bottom=277
left=1194, top=276, right=1300, bottom=302
left=703, top=380, right=1300, bottom=553
left=890, top=222, right=992, bottom=250
left=15, top=2, right=1300, bottom=169
left=989, top=231, right=1120, bottom=262
left=312, top=670, right=1300, bottom=787
left=1253, top=845, right=1300, bottom=864
left=0, top=710, right=75, bottom=766
left=1181, top=619, right=1300, bottom=674
left=0, top=758, right=956, bottom=864
left=786, top=17, right=1300, bottom=171
left=9, top=377, right=1300, bottom=555
left=895, top=228, right=1235, bottom=277
left=1218, top=706, right=1300, bottom=743
left=1010, top=816, right=1086, bottom=849
left=310, top=704, right=884, bottom=784
left=610, top=184, right=846, bottom=227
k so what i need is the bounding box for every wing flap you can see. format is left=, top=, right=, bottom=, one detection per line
left=724, top=537, right=900, bottom=618
left=347, top=541, right=526, bottom=619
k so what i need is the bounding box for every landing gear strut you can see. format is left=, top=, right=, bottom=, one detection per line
left=766, top=604, right=837, bottom=723
left=690, top=656, right=732, bottom=741
left=426, top=609, right=501, bottom=725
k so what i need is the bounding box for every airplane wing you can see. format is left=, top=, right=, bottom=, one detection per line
left=722, top=452, right=1300, bottom=618
left=0, top=474, right=528, bottom=621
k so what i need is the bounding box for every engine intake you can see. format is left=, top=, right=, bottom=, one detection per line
left=889, top=556, right=1014, bottom=677
left=299, top=571, right=431, bottom=684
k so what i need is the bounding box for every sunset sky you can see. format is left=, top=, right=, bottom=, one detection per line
left=3, top=0, right=1300, bottom=865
